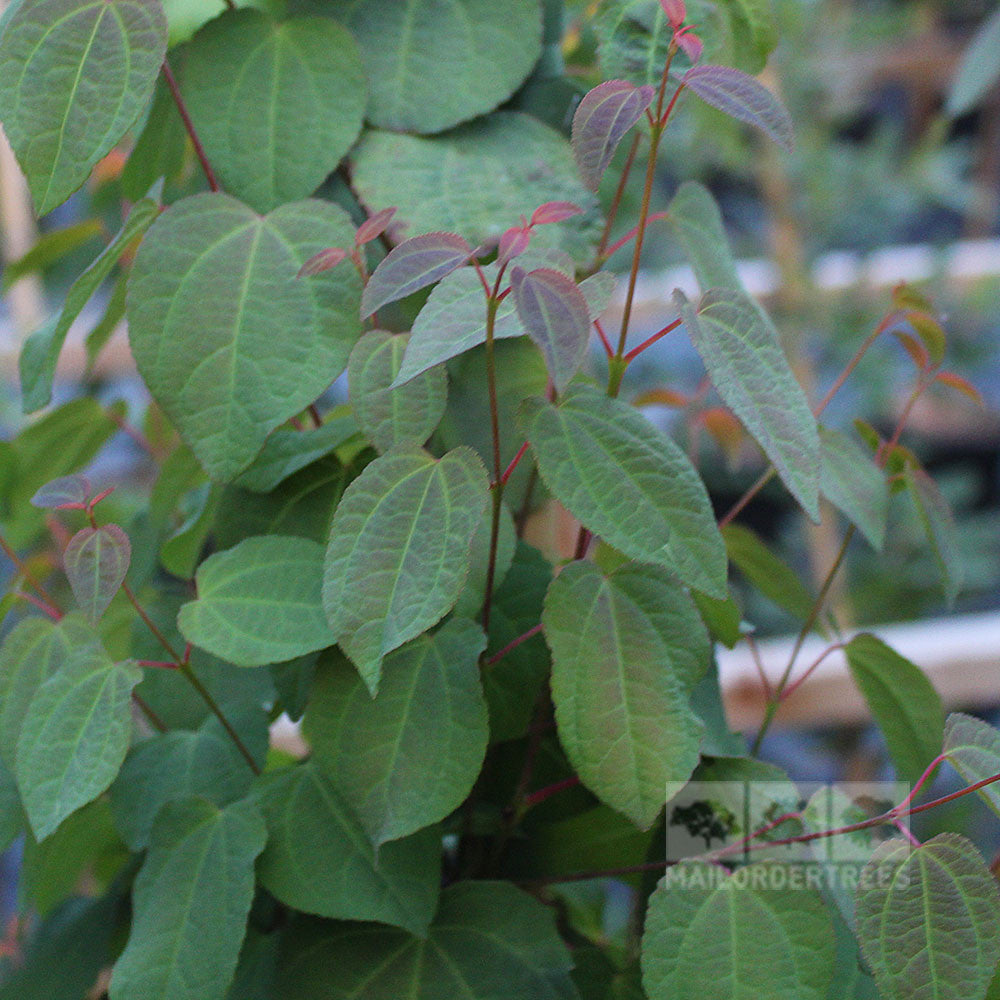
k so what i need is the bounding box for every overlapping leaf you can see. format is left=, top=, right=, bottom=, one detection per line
left=127, top=193, right=363, bottom=480
left=520, top=384, right=726, bottom=597
left=322, top=446, right=488, bottom=693
left=543, top=560, right=708, bottom=828
left=303, top=619, right=488, bottom=845
left=63, top=524, right=131, bottom=622
left=109, top=796, right=267, bottom=1000
left=0, top=0, right=167, bottom=214
left=942, top=712, right=1000, bottom=819
left=183, top=10, right=366, bottom=212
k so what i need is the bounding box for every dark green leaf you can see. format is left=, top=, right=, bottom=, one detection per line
left=904, top=464, right=963, bottom=607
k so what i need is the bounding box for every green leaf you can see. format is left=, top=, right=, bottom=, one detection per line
left=231, top=415, right=358, bottom=493
left=0, top=757, right=21, bottom=853
left=0, top=0, right=167, bottom=214
left=183, top=9, right=365, bottom=212
left=276, top=881, right=578, bottom=999
left=121, top=71, right=188, bottom=201
left=676, top=288, right=820, bottom=519
left=179, top=535, right=334, bottom=667
left=322, top=446, right=489, bottom=693
left=520, top=384, right=726, bottom=597
left=0, top=613, right=96, bottom=769
left=348, top=330, right=447, bottom=453
left=20, top=197, right=159, bottom=412
left=15, top=644, right=140, bottom=840
left=942, top=712, right=1000, bottom=819
left=127, top=192, right=363, bottom=480
left=688, top=658, right=746, bottom=757
left=63, top=524, right=131, bottom=622
left=109, top=796, right=267, bottom=1000
left=722, top=523, right=816, bottom=623
left=323, top=0, right=542, bottom=133
left=110, top=711, right=265, bottom=850
left=543, top=560, right=708, bottom=828
left=844, top=633, right=944, bottom=785
left=454, top=498, right=516, bottom=619
left=856, top=834, right=1000, bottom=1000
left=254, top=760, right=440, bottom=935
left=904, top=464, right=963, bottom=607
left=303, top=619, right=488, bottom=846
left=947, top=7, right=1000, bottom=116
left=819, top=426, right=888, bottom=550
left=642, top=860, right=835, bottom=1000
left=85, top=270, right=129, bottom=367
left=1, top=219, right=102, bottom=292
left=667, top=181, right=742, bottom=293
left=351, top=111, right=603, bottom=265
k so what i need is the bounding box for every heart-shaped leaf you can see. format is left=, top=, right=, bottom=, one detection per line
left=182, top=10, right=366, bottom=213
left=0, top=0, right=167, bottom=214
left=682, top=64, right=793, bottom=151
left=572, top=79, right=656, bottom=190
left=322, top=446, right=489, bottom=693
left=127, top=193, right=363, bottom=481
left=361, top=232, right=472, bottom=319
left=63, top=525, right=131, bottom=623
left=511, top=267, right=591, bottom=391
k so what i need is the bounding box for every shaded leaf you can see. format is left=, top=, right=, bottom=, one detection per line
left=63, top=524, right=131, bottom=622
left=1, top=219, right=102, bottom=292
left=520, top=384, right=726, bottom=597
left=947, top=7, right=1000, bottom=116
left=322, top=446, right=489, bottom=693
left=682, top=64, right=794, bottom=151
left=942, top=712, right=1000, bottom=819
left=254, top=760, right=440, bottom=935
left=572, top=79, right=655, bottom=191
left=109, top=797, right=267, bottom=1000
left=30, top=473, right=91, bottom=510
left=0, top=0, right=167, bottom=213
left=543, top=560, right=708, bottom=828
left=856, top=834, right=1000, bottom=1000
left=904, top=464, right=963, bottom=607
left=128, top=193, right=363, bottom=480
left=303, top=619, right=488, bottom=845
left=179, top=536, right=334, bottom=667
left=677, top=288, right=820, bottom=519
left=819, top=426, right=888, bottom=550
left=845, top=633, right=943, bottom=785
left=667, top=181, right=742, bottom=292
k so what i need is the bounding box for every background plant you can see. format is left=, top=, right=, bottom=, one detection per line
left=0, top=0, right=998, bottom=998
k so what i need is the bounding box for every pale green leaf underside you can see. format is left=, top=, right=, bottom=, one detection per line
left=183, top=9, right=366, bottom=213
left=326, top=0, right=543, bottom=134
left=277, top=881, right=578, bottom=1000
left=254, top=760, right=440, bottom=936
left=943, top=712, right=1000, bottom=819
left=0, top=0, right=166, bottom=214
left=303, top=619, right=488, bottom=846
left=348, top=330, right=447, bottom=454
left=350, top=112, right=603, bottom=265
left=856, top=834, right=1000, bottom=1000
left=544, top=561, right=707, bottom=828
left=845, top=633, right=943, bottom=785
left=109, top=796, right=267, bottom=1000
left=322, top=446, right=489, bottom=694
left=15, top=644, right=140, bottom=840
left=642, top=861, right=835, bottom=1000
left=127, top=192, right=363, bottom=481
left=520, top=384, right=727, bottom=597
left=179, top=535, right=335, bottom=667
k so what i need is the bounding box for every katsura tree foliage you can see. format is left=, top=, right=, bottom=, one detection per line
left=0, top=0, right=997, bottom=998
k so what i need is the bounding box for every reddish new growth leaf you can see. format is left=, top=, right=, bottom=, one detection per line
left=530, top=201, right=583, bottom=226
left=936, top=371, right=984, bottom=406
left=675, top=28, right=703, bottom=63
left=572, top=80, right=656, bottom=191
left=355, top=207, right=397, bottom=247
left=682, top=65, right=794, bottom=152
left=660, top=0, right=686, bottom=29
left=361, top=232, right=473, bottom=318
left=30, top=474, right=92, bottom=510
left=297, top=247, right=348, bottom=278
left=497, top=224, right=532, bottom=268
left=895, top=331, right=930, bottom=370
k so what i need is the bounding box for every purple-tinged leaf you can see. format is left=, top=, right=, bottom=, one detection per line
left=63, top=525, right=131, bottom=622
left=511, top=267, right=591, bottom=392
left=682, top=65, right=794, bottom=152
left=572, top=80, right=656, bottom=192
left=676, top=29, right=703, bottom=64
left=31, top=474, right=92, bottom=510
left=497, top=226, right=532, bottom=268
left=355, top=207, right=397, bottom=247
left=530, top=201, right=583, bottom=226
left=297, top=247, right=348, bottom=278
left=361, top=232, right=472, bottom=319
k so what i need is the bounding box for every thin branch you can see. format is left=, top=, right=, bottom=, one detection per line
left=623, top=316, right=683, bottom=362
left=132, top=692, right=168, bottom=733
left=484, top=623, right=544, bottom=667
left=123, top=582, right=184, bottom=664
left=499, top=441, right=530, bottom=487
left=594, top=319, right=614, bottom=358
left=523, top=776, right=581, bottom=809
left=597, top=132, right=641, bottom=259
left=13, top=591, right=61, bottom=620
left=0, top=531, right=60, bottom=612
left=162, top=59, right=220, bottom=193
